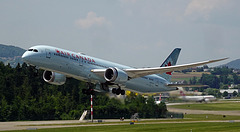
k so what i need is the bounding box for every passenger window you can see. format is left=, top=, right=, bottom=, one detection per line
left=33, top=49, right=38, bottom=52
left=28, top=49, right=33, bottom=51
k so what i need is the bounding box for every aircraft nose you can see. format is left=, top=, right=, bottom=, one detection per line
left=22, top=51, right=30, bottom=61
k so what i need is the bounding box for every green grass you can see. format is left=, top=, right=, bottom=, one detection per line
left=3, top=114, right=240, bottom=132
left=19, top=114, right=240, bottom=127
left=168, top=102, right=240, bottom=111
left=5, top=122, right=240, bottom=132
left=171, top=77, right=192, bottom=82
left=220, top=98, right=240, bottom=101
left=184, top=114, right=240, bottom=121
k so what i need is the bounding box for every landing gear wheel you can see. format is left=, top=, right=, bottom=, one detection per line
left=121, top=90, right=125, bottom=95
left=112, top=88, right=117, bottom=94
left=116, top=88, right=121, bottom=95
left=112, top=86, right=125, bottom=95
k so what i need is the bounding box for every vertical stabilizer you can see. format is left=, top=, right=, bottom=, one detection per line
left=159, top=48, right=181, bottom=82
left=180, top=91, right=186, bottom=96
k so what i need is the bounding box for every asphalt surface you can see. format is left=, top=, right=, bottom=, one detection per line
left=0, top=119, right=131, bottom=131
left=0, top=120, right=82, bottom=131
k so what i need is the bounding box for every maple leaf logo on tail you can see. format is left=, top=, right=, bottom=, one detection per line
left=158, top=48, right=181, bottom=82
left=165, top=62, right=172, bottom=75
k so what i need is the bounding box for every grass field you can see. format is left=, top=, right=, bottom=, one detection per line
left=5, top=122, right=240, bottom=132
left=168, top=102, right=240, bottom=111
left=3, top=114, right=240, bottom=132
left=20, top=114, right=240, bottom=127
left=184, top=114, right=240, bottom=121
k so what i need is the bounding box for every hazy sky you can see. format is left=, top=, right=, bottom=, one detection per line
left=0, top=0, right=239, bottom=67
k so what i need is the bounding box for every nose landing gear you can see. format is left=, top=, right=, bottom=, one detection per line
left=82, top=88, right=94, bottom=95
left=82, top=82, right=125, bottom=96
left=82, top=82, right=95, bottom=95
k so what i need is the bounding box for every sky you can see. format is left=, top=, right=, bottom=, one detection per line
left=0, top=0, right=239, bottom=67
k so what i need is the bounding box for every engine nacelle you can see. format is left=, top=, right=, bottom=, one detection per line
left=43, top=70, right=66, bottom=85
left=104, top=67, right=128, bottom=83
left=204, top=98, right=210, bottom=102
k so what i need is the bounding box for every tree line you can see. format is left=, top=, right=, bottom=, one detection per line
left=188, top=67, right=240, bottom=98
left=0, top=62, right=167, bottom=121
left=189, top=67, right=240, bottom=88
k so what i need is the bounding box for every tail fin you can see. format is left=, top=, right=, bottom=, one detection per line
left=159, top=48, right=181, bottom=81
left=180, top=91, right=186, bottom=96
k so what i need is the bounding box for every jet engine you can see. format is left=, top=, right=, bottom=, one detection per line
left=104, top=67, right=128, bottom=84
left=204, top=98, right=210, bottom=102
left=43, top=70, right=66, bottom=85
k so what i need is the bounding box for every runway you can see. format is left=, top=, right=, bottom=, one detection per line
left=1, top=119, right=240, bottom=131
left=0, top=119, right=130, bottom=131
left=0, top=120, right=82, bottom=131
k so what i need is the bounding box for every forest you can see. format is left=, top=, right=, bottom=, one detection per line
left=187, top=67, right=240, bottom=98
left=188, top=67, right=240, bottom=89
left=0, top=62, right=167, bottom=121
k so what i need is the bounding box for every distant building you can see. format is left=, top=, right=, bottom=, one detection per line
left=191, top=67, right=197, bottom=72
left=229, top=84, right=238, bottom=89
left=220, top=89, right=239, bottom=98
left=233, top=69, right=240, bottom=74
left=203, top=69, right=210, bottom=72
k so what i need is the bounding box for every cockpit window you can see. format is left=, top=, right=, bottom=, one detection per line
left=28, top=49, right=38, bottom=52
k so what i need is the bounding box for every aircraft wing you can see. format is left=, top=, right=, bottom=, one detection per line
left=166, top=84, right=208, bottom=87
left=124, top=58, right=227, bottom=78
left=91, top=58, right=228, bottom=79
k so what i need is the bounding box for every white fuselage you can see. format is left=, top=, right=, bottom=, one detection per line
left=22, top=45, right=175, bottom=93
left=179, top=95, right=216, bottom=102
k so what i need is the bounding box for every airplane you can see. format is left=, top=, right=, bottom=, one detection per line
left=179, top=91, right=216, bottom=102
left=21, top=45, right=227, bottom=95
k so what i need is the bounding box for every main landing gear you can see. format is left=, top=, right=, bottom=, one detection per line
left=82, top=82, right=125, bottom=95
left=112, top=87, right=125, bottom=95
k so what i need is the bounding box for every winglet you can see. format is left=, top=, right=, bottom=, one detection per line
left=208, top=57, right=229, bottom=63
